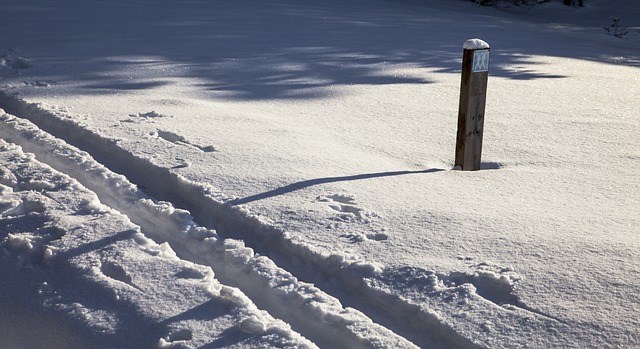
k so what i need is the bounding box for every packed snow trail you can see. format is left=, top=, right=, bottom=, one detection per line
left=0, top=140, right=317, bottom=349
left=0, top=109, right=421, bottom=348
left=0, top=94, right=574, bottom=348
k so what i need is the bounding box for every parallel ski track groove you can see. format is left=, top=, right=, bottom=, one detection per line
left=0, top=110, right=413, bottom=349
left=0, top=93, right=482, bottom=349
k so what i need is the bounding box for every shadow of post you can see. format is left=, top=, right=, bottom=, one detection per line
left=228, top=168, right=445, bottom=205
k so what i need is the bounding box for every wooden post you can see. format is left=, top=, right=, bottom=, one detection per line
left=455, top=38, right=490, bottom=171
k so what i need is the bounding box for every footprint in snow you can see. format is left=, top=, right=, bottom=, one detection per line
left=316, top=194, right=388, bottom=242
left=317, top=194, right=375, bottom=223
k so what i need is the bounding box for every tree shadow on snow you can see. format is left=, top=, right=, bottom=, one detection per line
left=5, top=0, right=635, bottom=101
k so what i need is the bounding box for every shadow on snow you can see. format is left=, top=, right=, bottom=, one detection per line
left=3, top=0, right=633, bottom=101
left=229, top=168, right=445, bottom=205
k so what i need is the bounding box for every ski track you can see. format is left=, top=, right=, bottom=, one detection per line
left=0, top=93, right=558, bottom=348
left=0, top=98, right=423, bottom=348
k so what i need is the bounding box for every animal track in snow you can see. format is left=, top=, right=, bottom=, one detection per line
left=341, top=231, right=389, bottom=243
left=436, top=261, right=567, bottom=323
left=121, top=111, right=169, bottom=124
left=316, top=194, right=388, bottom=242
left=317, top=194, right=370, bottom=222
left=129, top=111, right=167, bottom=119
left=152, top=129, right=217, bottom=153
left=438, top=262, right=521, bottom=306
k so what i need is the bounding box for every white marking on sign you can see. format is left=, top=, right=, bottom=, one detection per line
left=472, top=50, right=490, bottom=72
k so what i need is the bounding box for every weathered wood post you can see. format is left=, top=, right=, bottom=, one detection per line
left=455, top=38, right=490, bottom=171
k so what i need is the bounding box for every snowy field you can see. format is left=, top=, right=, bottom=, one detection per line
left=1, top=0, right=639, bottom=348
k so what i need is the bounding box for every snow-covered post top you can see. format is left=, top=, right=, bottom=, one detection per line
left=455, top=39, right=490, bottom=171
left=463, top=38, right=490, bottom=50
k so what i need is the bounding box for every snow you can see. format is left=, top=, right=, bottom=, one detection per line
left=463, top=39, right=490, bottom=50
left=0, top=138, right=314, bottom=349
left=1, top=0, right=639, bottom=348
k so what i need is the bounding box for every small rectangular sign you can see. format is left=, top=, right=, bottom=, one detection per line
left=472, top=49, right=490, bottom=73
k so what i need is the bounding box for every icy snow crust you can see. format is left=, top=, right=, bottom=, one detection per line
left=1, top=0, right=640, bottom=347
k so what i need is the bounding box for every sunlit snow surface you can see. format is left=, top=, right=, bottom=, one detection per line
left=1, top=0, right=639, bottom=348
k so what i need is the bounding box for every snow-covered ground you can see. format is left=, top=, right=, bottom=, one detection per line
left=1, top=0, right=639, bottom=348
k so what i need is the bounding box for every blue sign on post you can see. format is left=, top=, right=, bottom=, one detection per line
left=472, top=49, right=490, bottom=73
